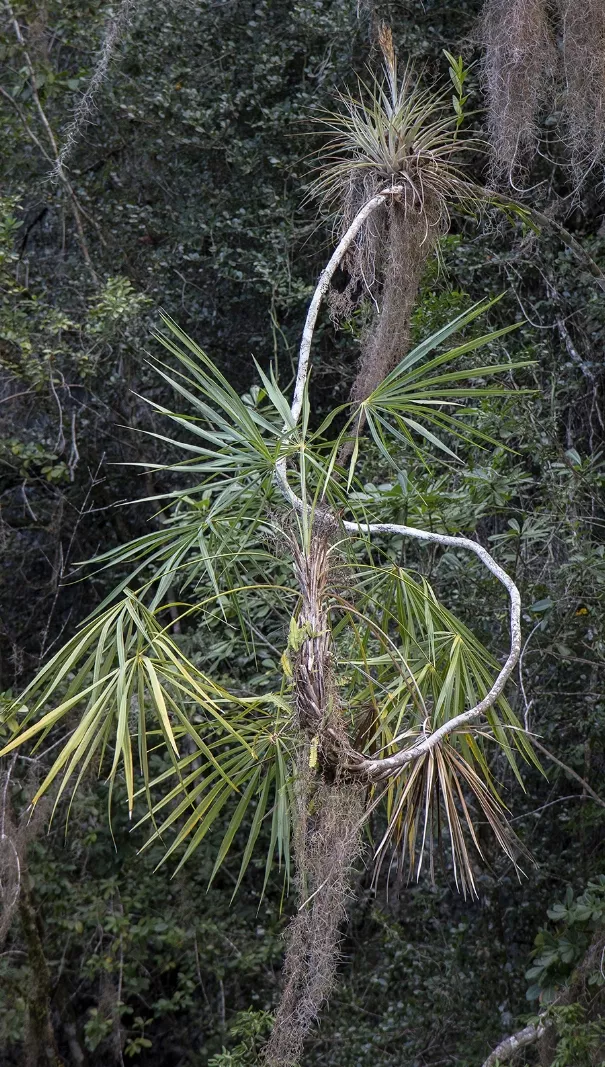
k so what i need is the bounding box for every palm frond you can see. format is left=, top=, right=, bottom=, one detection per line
left=315, top=300, right=534, bottom=487
left=137, top=702, right=296, bottom=896
left=338, top=560, right=537, bottom=761
left=330, top=559, right=539, bottom=893
left=0, top=290, right=538, bottom=902
left=90, top=491, right=281, bottom=614
left=0, top=592, right=264, bottom=818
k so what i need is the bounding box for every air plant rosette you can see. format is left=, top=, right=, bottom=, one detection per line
left=312, top=26, right=489, bottom=422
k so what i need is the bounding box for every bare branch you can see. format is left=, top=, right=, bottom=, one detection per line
left=518, top=619, right=541, bottom=730
left=0, top=85, right=54, bottom=163
left=531, top=738, right=605, bottom=810
left=2, top=0, right=98, bottom=283
left=341, top=521, right=520, bottom=780
left=530, top=207, right=605, bottom=295
left=279, top=189, right=523, bottom=780
left=51, top=0, right=139, bottom=182
left=292, top=185, right=403, bottom=422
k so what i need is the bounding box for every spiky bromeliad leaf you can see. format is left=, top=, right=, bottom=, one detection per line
left=311, top=44, right=481, bottom=219
left=310, top=33, right=533, bottom=234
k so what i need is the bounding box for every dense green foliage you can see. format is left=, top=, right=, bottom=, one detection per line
left=1, top=1, right=605, bottom=1065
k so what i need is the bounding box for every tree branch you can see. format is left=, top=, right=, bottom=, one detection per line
left=3, top=0, right=98, bottom=283
left=530, top=208, right=605, bottom=296
left=341, top=520, right=520, bottom=781
left=0, top=85, right=54, bottom=164
left=481, top=1018, right=546, bottom=1067
left=279, top=188, right=523, bottom=781
left=531, top=738, right=605, bottom=811
left=292, top=185, right=402, bottom=422
left=50, top=0, right=139, bottom=182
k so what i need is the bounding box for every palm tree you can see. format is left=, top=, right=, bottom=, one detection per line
left=1, top=48, right=539, bottom=1066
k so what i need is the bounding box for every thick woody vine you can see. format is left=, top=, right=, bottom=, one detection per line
left=277, top=182, right=522, bottom=782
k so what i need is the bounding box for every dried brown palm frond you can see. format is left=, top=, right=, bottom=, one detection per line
left=334, top=562, right=534, bottom=899
left=373, top=723, right=526, bottom=898
left=479, top=0, right=557, bottom=181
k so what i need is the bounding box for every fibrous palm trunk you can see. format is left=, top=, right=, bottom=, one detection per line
left=264, top=525, right=363, bottom=1067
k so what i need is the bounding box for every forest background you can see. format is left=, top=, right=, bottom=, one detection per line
left=1, top=1, right=605, bottom=1065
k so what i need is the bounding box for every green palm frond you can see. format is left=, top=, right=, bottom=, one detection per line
left=331, top=560, right=539, bottom=890
left=90, top=302, right=532, bottom=598
left=83, top=312, right=300, bottom=610
left=313, top=300, right=534, bottom=489
left=0, top=591, right=263, bottom=818
left=335, top=560, right=536, bottom=764
left=138, top=703, right=296, bottom=897
left=142, top=314, right=296, bottom=486
left=0, top=292, right=537, bottom=898
left=90, top=492, right=281, bottom=613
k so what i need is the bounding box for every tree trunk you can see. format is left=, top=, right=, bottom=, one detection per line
left=18, top=873, right=63, bottom=1067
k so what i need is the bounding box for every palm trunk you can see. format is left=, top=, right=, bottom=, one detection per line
left=264, top=525, right=362, bottom=1066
